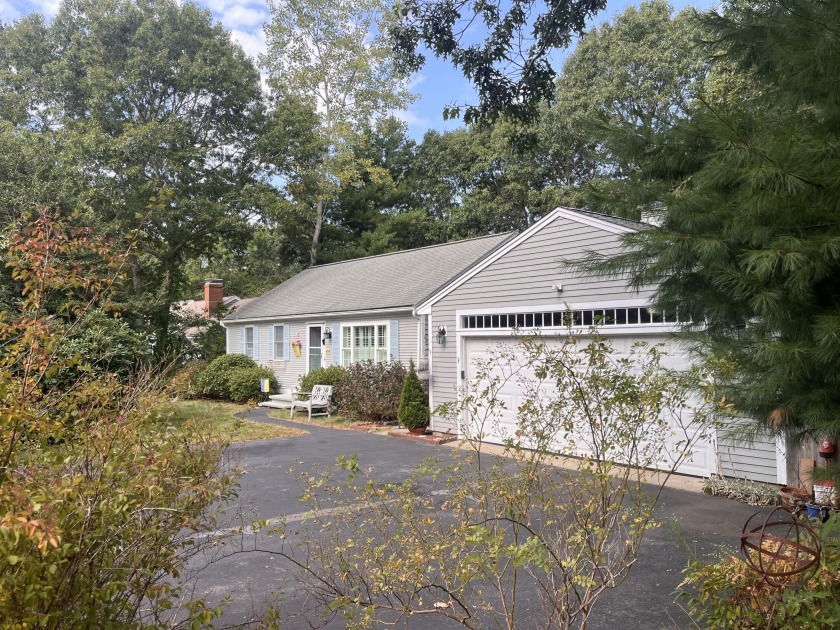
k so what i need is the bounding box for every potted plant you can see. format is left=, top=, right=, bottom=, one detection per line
left=398, top=360, right=429, bottom=435
left=291, top=338, right=302, bottom=358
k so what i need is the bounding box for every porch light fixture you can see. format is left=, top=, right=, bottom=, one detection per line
left=436, top=325, right=447, bottom=345
left=322, top=328, right=332, bottom=345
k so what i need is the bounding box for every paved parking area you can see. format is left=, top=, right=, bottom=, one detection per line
left=189, top=408, right=765, bottom=628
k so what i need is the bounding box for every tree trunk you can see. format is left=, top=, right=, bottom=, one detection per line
left=310, top=198, right=324, bottom=267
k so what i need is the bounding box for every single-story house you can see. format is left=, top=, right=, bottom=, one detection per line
left=223, top=207, right=787, bottom=484
left=221, top=232, right=513, bottom=388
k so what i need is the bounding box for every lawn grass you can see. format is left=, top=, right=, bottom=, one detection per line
left=268, top=409, right=355, bottom=429
left=169, top=400, right=307, bottom=442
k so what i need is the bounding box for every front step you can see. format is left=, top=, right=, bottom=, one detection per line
left=259, top=400, right=293, bottom=409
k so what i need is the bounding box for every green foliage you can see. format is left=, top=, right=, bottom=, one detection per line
left=0, top=0, right=267, bottom=357
left=261, top=0, right=414, bottom=265
left=680, top=518, right=840, bottom=629
left=196, top=354, right=260, bottom=400
left=276, top=333, right=716, bottom=626
left=298, top=365, right=347, bottom=399
left=334, top=360, right=406, bottom=423
left=226, top=367, right=278, bottom=404
left=390, top=0, right=608, bottom=122
left=168, top=360, right=208, bottom=400
left=572, top=0, right=840, bottom=449
left=192, top=320, right=228, bottom=362
left=51, top=308, right=153, bottom=387
left=0, top=209, right=237, bottom=627
left=397, top=360, right=428, bottom=429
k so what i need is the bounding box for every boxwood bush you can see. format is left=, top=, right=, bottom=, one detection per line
left=298, top=365, right=347, bottom=397
left=227, top=367, right=278, bottom=403
left=196, top=354, right=272, bottom=401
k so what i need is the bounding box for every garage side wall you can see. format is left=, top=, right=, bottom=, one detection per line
left=429, top=214, right=651, bottom=434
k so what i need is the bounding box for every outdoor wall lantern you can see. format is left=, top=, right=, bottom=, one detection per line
left=322, top=328, right=332, bottom=345
left=436, top=325, right=447, bottom=345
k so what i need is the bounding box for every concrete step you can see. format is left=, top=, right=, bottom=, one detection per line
left=259, top=400, right=293, bottom=409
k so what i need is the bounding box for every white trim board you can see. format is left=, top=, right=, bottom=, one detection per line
left=225, top=307, right=413, bottom=325
left=414, top=207, right=637, bottom=315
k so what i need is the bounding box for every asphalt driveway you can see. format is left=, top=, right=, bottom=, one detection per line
left=189, top=408, right=765, bottom=628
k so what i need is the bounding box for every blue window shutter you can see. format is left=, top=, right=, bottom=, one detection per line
left=390, top=319, right=400, bottom=362
left=282, top=324, right=290, bottom=361
left=253, top=326, right=260, bottom=361
left=239, top=327, right=245, bottom=354
left=332, top=323, right=340, bottom=365
left=268, top=325, right=275, bottom=360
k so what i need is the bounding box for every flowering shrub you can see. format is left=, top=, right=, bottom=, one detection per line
left=334, top=360, right=406, bottom=422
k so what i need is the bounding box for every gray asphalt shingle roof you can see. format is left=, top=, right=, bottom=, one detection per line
left=223, top=232, right=514, bottom=321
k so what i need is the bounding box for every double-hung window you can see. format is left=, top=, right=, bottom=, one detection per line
left=244, top=326, right=255, bottom=358
left=341, top=323, right=388, bottom=365
left=273, top=324, right=284, bottom=359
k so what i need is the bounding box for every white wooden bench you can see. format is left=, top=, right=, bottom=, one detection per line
left=289, top=385, right=332, bottom=419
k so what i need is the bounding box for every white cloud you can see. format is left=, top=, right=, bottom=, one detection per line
left=220, top=4, right=267, bottom=29
left=30, top=0, right=60, bottom=17
left=407, top=73, right=427, bottom=90
left=0, top=0, right=21, bottom=22
left=229, top=27, right=266, bottom=61
left=392, top=108, right=430, bottom=129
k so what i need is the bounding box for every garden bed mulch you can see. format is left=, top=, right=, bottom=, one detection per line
left=386, top=428, right=459, bottom=445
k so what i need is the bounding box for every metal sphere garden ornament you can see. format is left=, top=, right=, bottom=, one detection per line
left=740, top=508, right=821, bottom=587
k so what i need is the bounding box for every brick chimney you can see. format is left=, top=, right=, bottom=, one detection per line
left=204, top=279, right=224, bottom=319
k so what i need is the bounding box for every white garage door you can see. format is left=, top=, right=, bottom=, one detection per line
left=462, top=334, right=716, bottom=477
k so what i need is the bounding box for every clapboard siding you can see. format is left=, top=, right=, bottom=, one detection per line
left=227, top=313, right=420, bottom=393
left=716, top=430, right=779, bottom=484
left=399, top=317, right=419, bottom=364
left=430, top=213, right=654, bottom=434
left=426, top=211, right=784, bottom=484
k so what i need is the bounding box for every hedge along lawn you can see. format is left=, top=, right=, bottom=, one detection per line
left=169, top=400, right=308, bottom=442
left=267, top=409, right=355, bottom=429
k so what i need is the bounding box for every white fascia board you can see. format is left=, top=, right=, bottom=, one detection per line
left=552, top=207, right=636, bottom=235
left=415, top=207, right=637, bottom=314
left=224, top=306, right=413, bottom=325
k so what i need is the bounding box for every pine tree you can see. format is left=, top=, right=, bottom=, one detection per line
left=574, top=0, right=840, bottom=446
left=398, top=360, right=429, bottom=430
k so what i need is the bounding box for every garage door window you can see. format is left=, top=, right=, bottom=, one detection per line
left=462, top=307, right=679, bottom=330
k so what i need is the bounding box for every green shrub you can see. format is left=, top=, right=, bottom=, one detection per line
left=227, top=367, right=278, bottom=403
left=298, top=365, right=348, bottom=404
left=335, top=361, right=406, bottom=423
left=168, top=360, right=208, bottom=399
left=196, top=354, right=258, bottom=399
left=398, top=360, right=429, bottom=429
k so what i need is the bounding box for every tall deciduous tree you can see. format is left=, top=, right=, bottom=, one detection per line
left=575, top=0, right=840, bottom=446
left=262, top=0, right=414, bottom=266
left=390, top=0, right=607, bottom=122
left=0, top=0, right=266, bottom=356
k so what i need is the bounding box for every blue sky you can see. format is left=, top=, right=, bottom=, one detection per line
left=0, top=0, right=715, bottom=140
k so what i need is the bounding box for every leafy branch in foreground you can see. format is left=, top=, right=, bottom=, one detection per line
left=0, top=208, right=239, bottom=627
left=264, top=332, right=717, bottom=629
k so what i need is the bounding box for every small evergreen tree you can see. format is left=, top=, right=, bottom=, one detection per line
left=398, top=360, right=429, bottom=430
